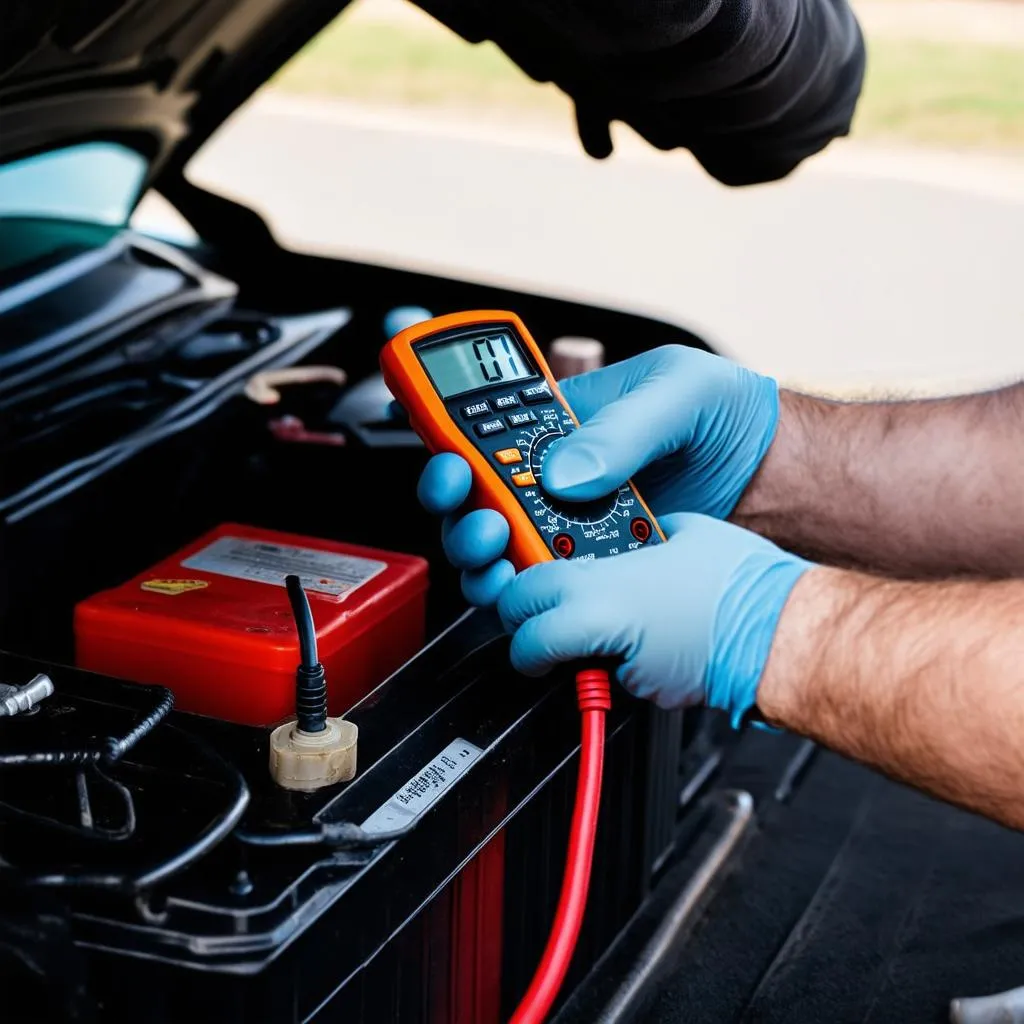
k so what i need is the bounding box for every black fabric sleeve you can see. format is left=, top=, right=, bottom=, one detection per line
left=409, top=0, right=867, bottom=186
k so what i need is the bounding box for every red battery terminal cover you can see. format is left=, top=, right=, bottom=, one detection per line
left=74, top=524, right=429, bottom=726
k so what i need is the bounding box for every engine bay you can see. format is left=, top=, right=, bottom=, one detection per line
left=0, top=211, right=741, bottom=1022
left=4, top=1, right=1023, bottom=1017
left=4, top=200, right=1024, bottom=1024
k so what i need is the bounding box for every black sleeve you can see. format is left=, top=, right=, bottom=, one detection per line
left=409, top=0, right=866, bottom=186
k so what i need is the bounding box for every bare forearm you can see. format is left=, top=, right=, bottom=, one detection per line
left=758, top=568, right=1024, bottom=830
left=734, top=385, right=1024, bottom=577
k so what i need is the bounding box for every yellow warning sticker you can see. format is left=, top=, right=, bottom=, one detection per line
left=141, top=578, right=209, bottom=596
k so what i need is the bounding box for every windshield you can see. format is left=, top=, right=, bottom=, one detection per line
left=0, top=142, right=147, bottom=226
left=0, top=143, right=149, bottom=290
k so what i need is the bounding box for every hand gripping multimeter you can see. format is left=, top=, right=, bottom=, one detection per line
left=381, top=310, right=665, bottom=568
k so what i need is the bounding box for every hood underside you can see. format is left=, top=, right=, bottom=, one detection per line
left=0, top=0, right=352, bottom=183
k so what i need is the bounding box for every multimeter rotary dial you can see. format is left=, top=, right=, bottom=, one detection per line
left=526, top=429, right=623, bottom=527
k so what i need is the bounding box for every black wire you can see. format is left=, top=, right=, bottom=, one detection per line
left=285, top=574, right=327, bottom=733
left=105, top=689, right=175, bottom=761
left=21, top=726, right=250, bottom=893
left=132, top=732, right=249, bottom=891
left=285, top=573, right=317, bottom=667
left=234, top=820, right=415, bottom=850
left=0, top=765, right=137, bottom=842
left=0, top=687, right=174, bottom=768
left=78, top=766, right=138, bottom=840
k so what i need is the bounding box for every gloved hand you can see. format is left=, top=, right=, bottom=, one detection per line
left=417, top=346, right=779, bottom=605
left=498, top=513, right=813, bottom=720
left=542, top=345, right=778, bottom=519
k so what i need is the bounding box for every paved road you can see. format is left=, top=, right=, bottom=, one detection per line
left=177, top=97, right=1024, bottom=393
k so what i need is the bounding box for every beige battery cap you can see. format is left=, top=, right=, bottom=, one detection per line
left=269, top=717, right=358, bottom=791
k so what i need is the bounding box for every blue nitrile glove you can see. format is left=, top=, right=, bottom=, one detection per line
left=545, top=345, right=779, bottom=519
left=498, top=513, right=813, bottom=721
left=417, top=346, right=779, bottom=606
left=417, top=452, right=518, bottom=607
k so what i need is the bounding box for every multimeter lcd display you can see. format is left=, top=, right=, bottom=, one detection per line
left=418, top=331, right=535, bottom=398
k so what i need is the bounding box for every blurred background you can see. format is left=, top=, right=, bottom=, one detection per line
left=138, top=0, right=1024, bottom=395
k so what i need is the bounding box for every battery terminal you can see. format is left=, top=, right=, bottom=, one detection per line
left=0, top=674, right=55, bottom=717
left=269, top=575, right=358, bottom=791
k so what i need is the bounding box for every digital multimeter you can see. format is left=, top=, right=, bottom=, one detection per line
left=381, top=310, right=665, bottom=569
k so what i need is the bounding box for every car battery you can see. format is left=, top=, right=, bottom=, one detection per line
left=74, top=523, right=428, bottom=725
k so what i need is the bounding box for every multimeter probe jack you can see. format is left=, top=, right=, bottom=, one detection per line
left=382, top=310, right=665, bottom=1024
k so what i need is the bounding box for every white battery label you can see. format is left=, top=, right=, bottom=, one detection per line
left=181, top=536, right=386, bottom=600
left=360, top=738, right=483, bottom=834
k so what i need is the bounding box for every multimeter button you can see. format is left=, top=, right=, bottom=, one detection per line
left=462, top=400, right=492, bottom=419
left=492, top=393, right=521, bottom=410
left=493, top=448, right=523, bottom=465
left=506, top=411, right=537, bottom=427
left=511, top=470, right=536, bottom=487
left=553, top=533, right=575, bottom=558
left=474, top=418, right=507, bottom=437
left=630, top=518, right=653, bottom=543
left=520, top=383, right=552, bottom=405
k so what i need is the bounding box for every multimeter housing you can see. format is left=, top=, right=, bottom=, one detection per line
left=381, top=310, right=664, bottom=569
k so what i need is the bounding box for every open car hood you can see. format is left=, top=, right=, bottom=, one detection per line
left=0, top=0, right=353, bottom=182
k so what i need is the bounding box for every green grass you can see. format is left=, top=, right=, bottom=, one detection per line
left=272, top=19, right=567, bottom=118
left=273, top=17, right=1024, bottom=152
left=858, top=38, right=1024, bottom=149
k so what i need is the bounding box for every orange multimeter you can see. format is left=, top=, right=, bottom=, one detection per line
left=381, top=310, right=665, bottom=570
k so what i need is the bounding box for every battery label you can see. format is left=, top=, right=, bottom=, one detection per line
left=360, top=738, right=483, bottom=834
left=181, top=536, right=386, bottom=600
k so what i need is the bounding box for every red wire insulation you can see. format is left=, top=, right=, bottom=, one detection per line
left=509, top=668, right=612, bottom=1024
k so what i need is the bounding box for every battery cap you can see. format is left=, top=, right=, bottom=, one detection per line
left=269, top=717, right=358, bottom=791
left=547, top=337, right=605, bottom=378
